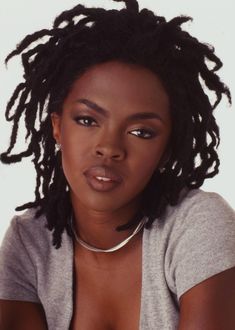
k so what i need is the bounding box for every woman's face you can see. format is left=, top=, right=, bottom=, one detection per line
left=51, top=61, right=171, bottom=214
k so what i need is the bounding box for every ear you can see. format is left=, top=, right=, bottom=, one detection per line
left=51, top=112, right=62, bottom=144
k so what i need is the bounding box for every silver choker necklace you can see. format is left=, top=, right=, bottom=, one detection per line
left=70, top=216, right=147, bottom=253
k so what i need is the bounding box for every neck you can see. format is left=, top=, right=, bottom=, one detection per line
left=71, top=217, right=146, bottom=253
left=70, top=193, right=143, bottom=252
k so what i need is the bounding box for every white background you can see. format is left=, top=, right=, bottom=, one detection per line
left=0, top=0, right=234, bottom=243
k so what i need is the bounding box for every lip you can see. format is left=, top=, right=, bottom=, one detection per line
left=83, top=165, right=123, bottom=192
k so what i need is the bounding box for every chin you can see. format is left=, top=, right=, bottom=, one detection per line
left=84, top=195, right=127, bottom=213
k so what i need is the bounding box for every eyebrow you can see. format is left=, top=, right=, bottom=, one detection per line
left=76, top=98, right=164, bottom=122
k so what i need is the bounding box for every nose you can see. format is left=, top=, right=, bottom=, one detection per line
left=94, top=135, right=126, bottom=161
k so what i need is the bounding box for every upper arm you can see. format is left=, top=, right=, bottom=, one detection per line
left=0, top=300, right=48, bottom=330
left=178, top=266, right=235, bottom=330
left=165, top=192, right=235, bottom=302
left=0, top=216, right=41, bottom=305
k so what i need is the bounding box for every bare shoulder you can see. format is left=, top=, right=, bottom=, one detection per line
left=0, top=300, right=48, bottom=330
left=178, top=266, right=235, bottom=330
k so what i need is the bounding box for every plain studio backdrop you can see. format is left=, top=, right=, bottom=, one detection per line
left=0, top=0, right=234, bottom=243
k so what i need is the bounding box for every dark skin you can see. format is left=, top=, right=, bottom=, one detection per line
left=0, top=300, right=48, bottom=330
left=71, top=233, right=143, bottom=329
left=1, top=61, right=235, bottom=329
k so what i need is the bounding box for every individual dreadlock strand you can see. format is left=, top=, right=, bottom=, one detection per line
left=3, top=113, right=23, bottom=157
left=167, top=15, right=192, bottom=29
left=5, top=83, right=26, bottom=120
left=4, top=89, right=32, bottom=156
left=5, top=29, right=57, bottom=64
left=0, top=147, right=33, bottom=164
left=45, top=165, right=71, bottom=248
left=25, top=107, right=38, bottom=140
left=123, top=0, right=139, bottom=13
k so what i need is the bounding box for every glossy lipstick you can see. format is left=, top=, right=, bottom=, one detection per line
left=83, top=166, right=123, bottom=192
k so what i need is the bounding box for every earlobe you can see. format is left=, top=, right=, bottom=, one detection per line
left=51, top=112, right=61, bottom=144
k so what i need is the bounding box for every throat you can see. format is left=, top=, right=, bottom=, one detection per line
left=70, top=188, right=144, bottom=251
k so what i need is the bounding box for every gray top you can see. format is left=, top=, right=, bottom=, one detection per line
left=1, top=189, right=235, bottom=329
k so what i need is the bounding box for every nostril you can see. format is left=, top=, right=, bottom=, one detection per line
left=96, top=150, right=103, bottom=156
left=94, top=144, right=125, bottom=160
left=112, top=154, right=121, bottom=159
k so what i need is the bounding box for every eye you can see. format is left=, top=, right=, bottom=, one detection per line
left=74, top=116, right=97, bottom=127
left=129, top=128, right=156, bottom=139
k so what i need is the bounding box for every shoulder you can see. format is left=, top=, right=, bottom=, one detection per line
left=176, top=188, right=233, bottom=214
left=0, top=208, right=54, bottom=270
left=158, top=188, right=235, bottom=234
left=176, top=190, right=235, bottom=328
left=3, top=208, right=51, bottom=252
left=14, top=208, right=48, bottom=234
left=145, top=188, right=235, bottom=244
left=162, top=189, right=235, bottom=262
left=157, top=189, right=235, bottom=300
left=172, top=188, right=233, bottom=214
left=0, top=208, right=49, bottom=303
left=0, top=208, right=73, bottom=304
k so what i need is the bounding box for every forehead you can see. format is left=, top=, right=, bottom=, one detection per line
left=63, top=60, right=170, bottom=116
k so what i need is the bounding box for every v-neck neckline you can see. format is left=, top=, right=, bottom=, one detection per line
left=68, top=228, right=146, bottom=330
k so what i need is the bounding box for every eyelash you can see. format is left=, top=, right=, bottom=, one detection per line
left=130, top=129, right=155, bottom=139
left=74, top=116, right=97, bottom=127
left=74, top=116, right=156, bottom=139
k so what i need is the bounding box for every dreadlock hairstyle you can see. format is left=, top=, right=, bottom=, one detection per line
left=1, top=0, right=231, bottom=248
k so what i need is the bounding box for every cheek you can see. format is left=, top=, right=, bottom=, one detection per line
left=61, top=146, right=87, bottom=180
left=129, top=150, right=162, bottom=191
left=132, top=141, right=165, bottom=171
left=60, top=124, right=90, bottom=159
left=135, top=162, right=156, bottom=189
left=60, top=134, right=90, bottom=186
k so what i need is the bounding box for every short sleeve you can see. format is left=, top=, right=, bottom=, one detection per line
left=166, top=192, right=235, bottom=301
left=0, top=216, right=40, bottom=302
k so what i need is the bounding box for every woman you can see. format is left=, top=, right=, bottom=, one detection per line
left=0, top=0, right=235, bottom=329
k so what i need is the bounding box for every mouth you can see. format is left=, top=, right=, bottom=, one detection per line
left=83, top=166, right=123, bottom=192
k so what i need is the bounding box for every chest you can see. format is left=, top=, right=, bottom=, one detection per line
left=70, top=247, right=142, bottom=330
